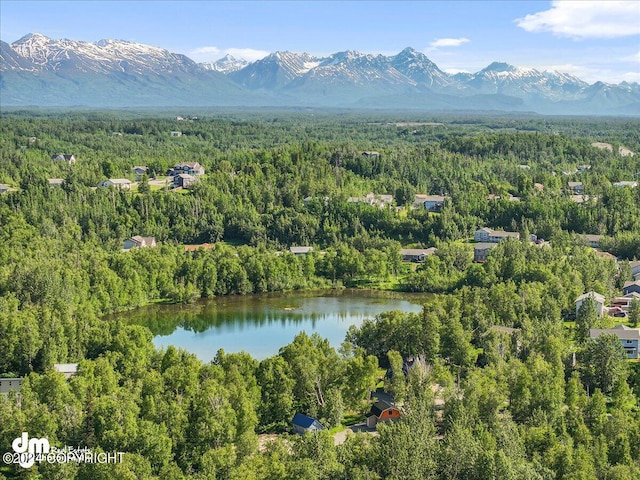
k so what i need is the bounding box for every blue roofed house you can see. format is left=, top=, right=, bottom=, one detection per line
left=291, top=413, right=324, bottom=435
left=590, top=325, right=640, bottom=359
left=623, top=280, right=640, bottom=296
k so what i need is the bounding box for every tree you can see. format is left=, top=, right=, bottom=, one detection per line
left=628, top=298, right=640, bottom=328
left=581, top=334, right=629, bottom=395
left=575, top=296, right=599, bottom=344
left=384, top=350, right=406, bottom=403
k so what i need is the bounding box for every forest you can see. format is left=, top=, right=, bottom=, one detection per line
left=0, top=110, right=639, bottom=479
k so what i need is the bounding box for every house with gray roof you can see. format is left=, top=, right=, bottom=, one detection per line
left=123, top=236, right=157, bottom=251
left=474, top=227, right=520, bottom=243
left=590, top=325, right=640, bottom=359
left=575, top=291, right=606, bottom=317
left=400, top=248, right=436, bottom=262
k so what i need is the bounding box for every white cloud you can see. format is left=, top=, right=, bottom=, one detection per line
left=536, top=62, right=638, bottom=83
left=622, top=50, right=640, bottom=62
left=188, top=46, right=221, bottom=62
left=428, top=37, right=470, bottom=50
left=516, top=1, right=640, bottom=39
left=224, top=48, right=270, bottom=62
left=621, top=71, right=640, bottom=83
left=188, top=46, right=270, bottom=63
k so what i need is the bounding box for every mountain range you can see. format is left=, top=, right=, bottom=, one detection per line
left=1, top=33, right=639, bottom=114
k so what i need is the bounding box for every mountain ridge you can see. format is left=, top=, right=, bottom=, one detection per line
left=1, top=33, right=638, bottom=114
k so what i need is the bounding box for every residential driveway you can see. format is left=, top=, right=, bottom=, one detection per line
left=334, top=422, right=378, bottom=446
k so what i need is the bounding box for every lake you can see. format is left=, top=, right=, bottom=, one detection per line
left=117, top=290, right=428, bottom=361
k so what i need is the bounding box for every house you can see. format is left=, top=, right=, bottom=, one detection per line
left=51, top=154, right=76, bottom=164
left=629, top=260, right=640, bottom=279
left=474, top=227, right=520, bottom=243
left=302, top=196, right=329, bottom=207
left=589, top=325, right=640, bottom=359
left=123, top=236, right=157, bottom=250
left=474, top=243, right=497, bottom=262
left=173, top=162, right=205, bottom=176
left=53, top=363, right=78, bottom=379
left=413, top=194, right=447, bottom=212
left=567, top=182, right=584, bottom=194
left=400, top=248, right=436, bottom=262
left=575, top=291, right=606, bottom=317
left=0, top=378, right=22, bottom=395
left=347, top=192, right=393, bottom=208
left=361, top=151, right=380, bottom=158
left=48, top=178, right=65, bottom=188
left=290, top=246, right=314, bottom=255
left=365, top=400, right=401, bottom=428
left=170, top=131, right=182, bottom=137
left=0, top=184, right=8, bottom=194
left=132, top=166, right=148, bottom=179
left=569, top=195, right=596, bottom=204
left=99, top=178, right=132, bottom=190
left=291, top=413, right=324, bottom=435
left=623, top=280, right=640, bottom=296
left=579, top=234, right=601, bottom=249
left=612, top=181, right=638, bottom=188
left=173, top=174, right=197, bottom=189
left=611, top=292, right=640, bottom=311
left=577, top=165, right=591, bottom=172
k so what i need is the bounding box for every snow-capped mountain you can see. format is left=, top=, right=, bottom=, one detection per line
left=229, top=51, right=323, bottom=89
left=1, top=33, right=638, bottom=114
left=7, top=33, right=200, bottom=75
left=201, top=54, right=248, bottom=74
left=459, top=62, right=590, bottom=100
left=390, top=47, right=452, bottom=89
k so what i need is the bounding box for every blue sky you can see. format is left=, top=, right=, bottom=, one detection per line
left=1, top=0, right=639, bottom=83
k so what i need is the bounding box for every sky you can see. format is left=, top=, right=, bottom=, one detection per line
left=1, top=0, right=639, bottom=83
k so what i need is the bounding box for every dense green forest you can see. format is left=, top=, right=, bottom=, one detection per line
left=1, top=111, right=639, bottom=479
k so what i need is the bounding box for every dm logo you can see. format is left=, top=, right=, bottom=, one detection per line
left=12, top=432, right=50, bottom=468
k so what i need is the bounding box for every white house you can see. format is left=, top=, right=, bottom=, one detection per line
left=474, top=227, right=520, bottom=243
left=123, top=236, right=157, bottom=250
left=612, top=181, right=638, bottom=188
left=99, top=178, right=132, bottom=190
left=173, top=162, right=205, bottom=176
left=575, top=291, right=606, bottom=317
left=51, top=154, right=76, bottom=164
left=0, top=378, right=22, bottom=395
left=48, top=178, right=65, bottom=188
left=53, top=363, right=78, bottom=379
left=347, top=193, right=393, bottom=208
left=290, top=246, right=314, bottom=255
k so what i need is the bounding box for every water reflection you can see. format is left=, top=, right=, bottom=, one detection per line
left=116, top=290, right=428, bottom=360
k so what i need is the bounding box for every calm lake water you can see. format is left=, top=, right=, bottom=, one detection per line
left=118, top=290, right=428, bottom=361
